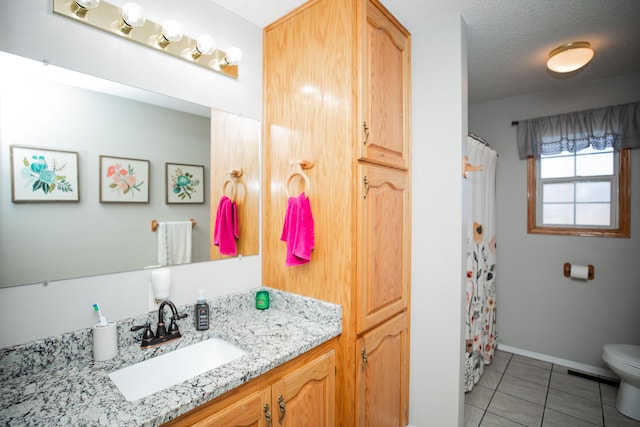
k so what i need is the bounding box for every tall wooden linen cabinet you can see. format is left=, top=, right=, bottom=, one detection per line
left=263, top=0, right=411, bottom=426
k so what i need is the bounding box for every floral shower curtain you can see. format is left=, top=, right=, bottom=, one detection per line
left=464, top=134, right=498, bottom=392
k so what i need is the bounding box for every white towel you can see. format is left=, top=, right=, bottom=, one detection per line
left=157, top=221, right=192, bottom=266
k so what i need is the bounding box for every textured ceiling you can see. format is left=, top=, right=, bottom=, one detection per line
left=211, top=0, right=640, bottom=104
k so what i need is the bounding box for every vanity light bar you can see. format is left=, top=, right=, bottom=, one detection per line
left=53, top=0, right=240, bottom=78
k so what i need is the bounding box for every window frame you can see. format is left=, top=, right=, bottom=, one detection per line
left=527, top=148, right=630, bottom=237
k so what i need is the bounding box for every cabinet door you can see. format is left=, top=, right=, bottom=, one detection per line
left=359, top=0, right=411, bottom=170
left=191, top=387, right=271, bottom=427
left=356, top=312, right=409, bottom=427
left=271, top=350, right=335, bottom=427
left=357, top=163, right=410, bottom=333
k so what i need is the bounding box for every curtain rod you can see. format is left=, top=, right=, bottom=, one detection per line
left=511, top=121, right=519, bottom=126
left=467, top=132, right=499, bottom=157
left=468, top=132, right=488, bottom=145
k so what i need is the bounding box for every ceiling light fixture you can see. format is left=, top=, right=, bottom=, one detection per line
left=546, top=41, right=594, bottom=73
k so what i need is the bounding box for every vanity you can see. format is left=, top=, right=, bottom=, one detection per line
left=0, top=289, right=341, bottom=426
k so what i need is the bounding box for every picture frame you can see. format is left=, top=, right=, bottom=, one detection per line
left=166, top=163, right=205, bottom=204
left=10, top=145, right=80, bottom=203
left=99, top=155, right=150, bottom=203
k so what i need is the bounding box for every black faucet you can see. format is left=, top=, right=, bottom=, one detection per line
left=131, top=300, right=187, bottom=349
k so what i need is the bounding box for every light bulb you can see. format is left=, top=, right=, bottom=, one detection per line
left=157, top=20, right=183, bottom=48
left=196, top=35, right=216, bottom=55
left=119, top=3, right=145, bottom=34
left=225, top=47, right=243, bottom=65
left=72, top=0, right=99, bottom=17
left=162, top=20, right=183, bottom=42
left=190, top=35, right=216, bottom=60
left=76, top=0, right=100, bottom=8
left=212, top=47, right=242, bottom=71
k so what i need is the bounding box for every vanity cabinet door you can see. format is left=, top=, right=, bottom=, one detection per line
left=359, top=0, right=411, bottom=170
left=356, top=312, right=408, bottom=427
left=271, top=350, right=335, bottom=427
left=357, top=163, right=410, bottom=333
left=166, top=345, right=336, bottom=427
left=191, top=387, right=271, bottom=427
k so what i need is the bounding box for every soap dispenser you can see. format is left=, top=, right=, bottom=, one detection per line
left=195, top=290, right=209, bottom=331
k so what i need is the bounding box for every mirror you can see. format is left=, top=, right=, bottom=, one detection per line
left=0, top=51, right=259, bottom=288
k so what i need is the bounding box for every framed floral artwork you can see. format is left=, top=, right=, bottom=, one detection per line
left=166, top=163, right=204, bottom=204
left=99, top=155, right=150, bottom=203
left=10, top=145, right=80, bottom=203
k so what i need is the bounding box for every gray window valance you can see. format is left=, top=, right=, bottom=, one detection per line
left=516, top=101, right=640, bottom=159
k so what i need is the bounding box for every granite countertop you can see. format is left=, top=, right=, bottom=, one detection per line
left=0, top=288, right=342, bottom=426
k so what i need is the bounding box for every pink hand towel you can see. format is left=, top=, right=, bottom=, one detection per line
left=280, top=192, right=314, bottom=266
left=214, top=195, right=239, bottom=255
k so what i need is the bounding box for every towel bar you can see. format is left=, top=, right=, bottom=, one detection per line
left=151, top=218, right=196, bottom=232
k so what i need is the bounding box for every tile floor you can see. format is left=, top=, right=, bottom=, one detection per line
left=464, top=349, right=640, bottom=427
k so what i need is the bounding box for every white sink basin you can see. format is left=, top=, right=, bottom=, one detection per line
left=108, top=337, right=246, bottom=401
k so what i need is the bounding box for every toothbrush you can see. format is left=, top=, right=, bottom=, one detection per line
left=92, top=303, right=108, bottom=326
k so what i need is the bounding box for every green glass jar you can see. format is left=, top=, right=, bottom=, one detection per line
left=256, top=290, right=270, bottom=310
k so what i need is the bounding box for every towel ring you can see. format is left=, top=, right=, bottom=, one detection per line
left=222, top=178, right=237, bottom=202
left=285, top=163, right=311, bottom=198
left=221, top=168, right=242, bottom=202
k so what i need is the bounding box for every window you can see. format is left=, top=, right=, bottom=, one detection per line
left=518, top=101, right=638, bottom=237
left=527, top=148, right=630, bottom=237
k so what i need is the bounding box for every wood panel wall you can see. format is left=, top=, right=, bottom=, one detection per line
left=209, top=109, right=260, bottom=260
left=263, top=0, right=360, bottom=424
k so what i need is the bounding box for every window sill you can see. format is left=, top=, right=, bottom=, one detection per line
left=527, top=224, right=630, bottom=238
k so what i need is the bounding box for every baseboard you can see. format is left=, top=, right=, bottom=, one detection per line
left=497, top=343, right=617, bottom=380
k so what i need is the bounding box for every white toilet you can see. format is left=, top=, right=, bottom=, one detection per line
left=602, top=344, right=640, bottom=421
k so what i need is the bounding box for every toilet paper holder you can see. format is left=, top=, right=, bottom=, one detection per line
left=563, top=263, right=594, bottom=280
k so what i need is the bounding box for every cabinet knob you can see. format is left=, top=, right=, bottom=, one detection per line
left=278, top=394, right=286, bottom=424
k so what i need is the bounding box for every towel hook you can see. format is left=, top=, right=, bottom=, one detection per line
left=227, top=168, right=243, bottom=178
left=463, top=156, right=483, bottom=178
left=285, top=159, right=313, bottom=198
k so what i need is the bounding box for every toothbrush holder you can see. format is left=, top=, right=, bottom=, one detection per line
left=92, top=321, right=118, bottom=361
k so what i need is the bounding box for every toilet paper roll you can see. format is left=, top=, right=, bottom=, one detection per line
left=570, top=264, right=590, bottom=280
left=93, top=321, right=118, bottom=361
